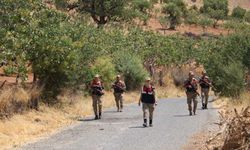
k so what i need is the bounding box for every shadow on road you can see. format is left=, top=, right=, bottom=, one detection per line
left=129, top=126, right=145, bottom=129
left=78, top=118, right=96, bottom=122
left=173, top=114, right=190, bottom=117
left=104, top=110, right=118, bottom=113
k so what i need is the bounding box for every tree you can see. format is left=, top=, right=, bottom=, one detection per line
left=232, top=6, right=246, bottom=20
left=162, top=3, right=182, bottom=30
left=132, top=0, right=153, bottom=25
left=202, top=0, right=229, bottom=28
left=162, top=0, right=187, bottom=30
left=55, top=0, right=128, bottom=27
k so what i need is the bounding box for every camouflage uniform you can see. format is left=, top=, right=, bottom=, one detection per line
left=91, top=77, right=104, bottom=119
left=199, top=75, right=211, bottom=109
left=113, top=79, right=126, bottom=112
left=139, top=80, right=157, bottom=127
left=184, top=76, right=198, bottom=116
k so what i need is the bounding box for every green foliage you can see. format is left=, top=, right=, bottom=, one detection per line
left=202, top=0, right=229, bottom=27
left=205, top=61, right=245, bottom=97
left=162, top=0, right=187, bottom=29
left=162, top=3, right=182, bottom=29
left=232, top=6, right=246, bottom=19
left=185, top=9, right=199, bottom=25
left=131, top=0, right=153, bottom=25
left=244, top=11, right=250, bottom=23
left=91, top=56, right=116, bottom=89
left=198, top=16, right=213, bottom=33
left=113, top=52, right=148, bottom=90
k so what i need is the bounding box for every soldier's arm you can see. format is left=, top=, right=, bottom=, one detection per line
left=153, top=89, right=158, bottom=106
left=138, top=88, right=142, bottom=106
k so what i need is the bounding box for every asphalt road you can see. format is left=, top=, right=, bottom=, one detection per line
left=22, top=97, right=218, bottom=150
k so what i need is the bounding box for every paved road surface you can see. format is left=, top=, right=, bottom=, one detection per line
left=22, top=97, right=218, bottom=150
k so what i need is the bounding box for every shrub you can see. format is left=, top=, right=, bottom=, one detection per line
left=91, top=56, right=116, bottom=90
left=202, top=0, right=229, bottom=27
left=0, top=87, right=41, bottom=119
left=232, top=6, right=246, bottom=19
left=113, top=52, right=148, bottom=91
left=185, top=9, right=199, bottom=25
left=205, top=61, right=245, bottom=97
left=244, top=11, right=250, bottom=23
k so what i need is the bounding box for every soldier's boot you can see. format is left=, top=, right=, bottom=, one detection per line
left=94, top=115, right=99, bottom=120
left=202, top=103, right=205, bottom=109
left=189, top=111, right=192, bottom=116
left=143, top=119, right=147, bottom=127
left=193, top=110, right=196, bottom=115
left=149, top=119, right=153, bottom=127
left=99, top=112, right=102, bottom=119
left=205, top=103, right=208, bottom=109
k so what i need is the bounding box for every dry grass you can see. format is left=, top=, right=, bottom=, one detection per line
left=0, top=87, right=31, bottom=118
left=0, top=90, right=142, bottom=150
left=0, top=72, right=184, bottom=150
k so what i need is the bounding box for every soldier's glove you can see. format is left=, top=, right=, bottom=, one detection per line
left=155, top=102, right=158, bottom=106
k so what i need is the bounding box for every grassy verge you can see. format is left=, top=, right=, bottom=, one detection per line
left=0, top=86, right=183, bottom=150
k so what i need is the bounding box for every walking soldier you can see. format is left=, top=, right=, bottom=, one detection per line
left=199, top=71, right=212, bottom=109
left=138, top=77, right=157, bottom=127
left=112, top=75, right=126, bottom=112
left=91, top=74, right=104, bottom=120
left=184, top=71, right=199, bottom=116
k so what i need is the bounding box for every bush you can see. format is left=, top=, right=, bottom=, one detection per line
left=198, top=16, right=213, bottom=33
left=91, top=56, right=116, bottom=90
left=113, top=52, right=148, bottom=91
left=185, top=9, right=199, bottom=25
left=202, top=0, right=229, bottom=27
left=205, top=61, right=245, bottom=97
left=244, top=11, right=250, bottom=23
left=232, top=6, right=246, bottom=19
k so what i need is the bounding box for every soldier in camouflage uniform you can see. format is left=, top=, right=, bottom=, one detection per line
left=138, top=77, right=157, bottom=127
left=91, top=74, right=104, bottom=120
left=112, top=75, right=126, bottom=112
left=199, top=71, right=212, bottom=109
left=184, top=71, right=199, bottom=116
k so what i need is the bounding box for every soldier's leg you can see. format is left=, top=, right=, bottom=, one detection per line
left=114, top=93, right=120, bottom=111
left=120, top=94, right=124, bottom=112
left=193, top=94, right=198, bottom=115
left=201, top=89, right=205, bottom=109
left=187, top=93, right=192, bottom=115
left=148, top=104, right=155, bottom=127
left=92, top=95, right=98, bottom=119
left=204, top=89, right=209, bottom=109
left=97, top=96, right=103, bottom=119
left=142, top=103, right=148, bottom=127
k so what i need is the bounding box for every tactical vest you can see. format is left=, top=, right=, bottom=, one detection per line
left=199, top=77, right=210, bottom=89
left=141, top=85, right=155, bottom=104
left=184, top=79, right=197, bottom=93
left=113, top=81, right=125, bottom=93
left=91, top=81, right=104, bottom=96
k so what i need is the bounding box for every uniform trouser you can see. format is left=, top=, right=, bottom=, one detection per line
left=92, top=94, right=102, bottom=116
left=114, top=93, right=123, bottom=110
left=201, top=88, right=209, bottom=105
left=142, top=103, right=155, bottom=120
left=186, top=92, right=198, bottom=112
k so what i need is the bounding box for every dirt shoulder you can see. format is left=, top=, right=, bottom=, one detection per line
left=0, top=86, right=183, bottom=150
